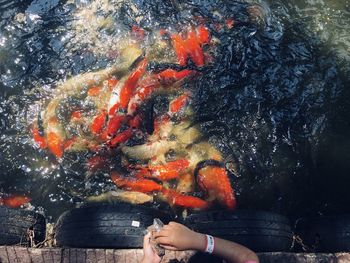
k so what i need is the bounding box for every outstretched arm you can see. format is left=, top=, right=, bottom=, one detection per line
left=153, top=221, right=259, bottom=263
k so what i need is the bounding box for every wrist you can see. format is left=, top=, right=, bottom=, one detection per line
left=192, top=232, right=207, bottom=251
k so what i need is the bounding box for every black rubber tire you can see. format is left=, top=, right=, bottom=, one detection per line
left=295, top=215, right=350, bottom=252
left=55, top=203, right=173, bottom=248
left=0, top=206, right=46, bottom=246
left=183, top=210, right=293, bottom=252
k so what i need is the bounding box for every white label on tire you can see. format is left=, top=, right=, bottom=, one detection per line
left=132, top=220, right=140, bottom=227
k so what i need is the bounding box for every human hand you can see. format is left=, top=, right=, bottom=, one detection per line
left=153, top=221, right=206, bottom=251
left=141, top=232, right=161, bottom=263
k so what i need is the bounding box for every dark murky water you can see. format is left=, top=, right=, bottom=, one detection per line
left=0, top=0, right=349, bottom=221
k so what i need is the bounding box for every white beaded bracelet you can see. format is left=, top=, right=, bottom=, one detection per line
left=205, top=234, right=215, bottom=254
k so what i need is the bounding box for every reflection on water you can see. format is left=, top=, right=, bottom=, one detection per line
left=0, top=0, right=349, bottom=221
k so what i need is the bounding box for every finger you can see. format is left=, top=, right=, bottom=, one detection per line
left=154, top=236, right=171, bottom=245
left=153, top=229, right=170, bottom=238
left=163, top=225, right=171, bottom=230
left=160, top=244, right=178, bottom=250
left=143, top=232, right=151, bottom=245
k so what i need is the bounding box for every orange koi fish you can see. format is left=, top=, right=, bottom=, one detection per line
left=196, top=25, right=210, bottom=44
left=63, top=137, right=76, bottom=150
left=225, top=18, right=235, bottom=29
left=111, top=172, right=162, bottom=193
left=128, top=114, right=142, bottom=129
left=46, top=117, right=65, bottom=158
left=127, top=76, right=160, bottom=115
left=106, top=115, right=127, bottom=137
left=70, top=110, right=82, bottom=120
left=171, top=26, right=210, bottom=67
left=86, top=155, right=109, bottom=172
left=31, top=126, right=47, bottom=149
left=186, top=29, right=205, bottom=67
left=131, top=25, right=145, bottom=39
left=169, top=93, right=190, bottom=114
left=108, top=128, right=133, bottom=147
left=196, top=163, right=236, bottom=210
left=107, top=78, right=119, bottom=90
left=153, top=115, right=170, bottom=135
left=135, top=159, right=190, bottom=181
left=161, top=188, right=209, bottom=209
left=0, top=195, right=31, bottom=208
left=157, top=69, right=194, bottom=82
left=90, top=110, right=107, bottom=135
left=87, top=86, right=101, bottom=97
left=119, top=58, right=147, bottom=109
left=171, top=34, right=188, bottom=66
left=109, top=58, right=148, bottom=116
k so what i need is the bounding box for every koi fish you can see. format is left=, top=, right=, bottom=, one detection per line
left=90, top=110, right=107, bottom=135
left=86, top=190, right=153, bottom=204
left=196, top=25, right=210, bottom=44
left=121, top=139, right=177, bottom=160
left=111, top=172, right=162, bottom=193
left=171, top=34, right=188, bottom=66
left=135, top=159, right=190, bottom=181
left=169, top=93, right=190, bottom=114
left=70, top=110, right=83, bottom=120
left=0, top=195, right=31, bottom=208
left=86, top=155, right=110, bottom=172
left=171, top=26, right=210, bottom=67
left=31, top=126, right=47, bottom=149
left=161, top=188, right=209, bottom=209
left=225, top=18, right=235, bottom=29
left=157, top=69, right=194, bottom=83
left=186, top=29, right=205, bottom=67
left=108, top=58, right=147, bottom=115
left=46, top=117, right=65, bottom=158
left=87, top=86, right=101, bottom=97
left=128, top=114, right=142, bottom=129
left=131, top=25, right=146, bottom=40
left=63, top=137, right=77, bottom=151
left=127, top=75, right=160, bottom=115
left=108, top=128, right=133, bottom=147
left=106, top=115, right=127, bottom=137
left=195, top=161, right=236, bottom=210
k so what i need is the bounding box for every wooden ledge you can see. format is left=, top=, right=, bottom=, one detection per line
left=1, top=246, right=350, bottom=263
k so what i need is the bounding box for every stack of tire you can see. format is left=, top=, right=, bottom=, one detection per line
left=55, top=204, right=293, bottom=251
left=3, top=203, right=350, bottom=255
left=0, top=206, right=46, bottom=246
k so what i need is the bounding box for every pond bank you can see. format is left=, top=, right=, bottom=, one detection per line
left=1, top=246, right=349, bottom=262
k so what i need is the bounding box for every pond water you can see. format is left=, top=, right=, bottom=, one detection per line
left=0, top=0, right=349, bottom=221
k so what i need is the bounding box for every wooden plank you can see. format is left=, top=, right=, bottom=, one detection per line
left=4, top=247, right=350, bottom=263
left=13, top=247, right=31, bottom=263
left=258, top=252, right=337, bottom=263
left=61, top=249, right=69, bottom=263
left=75, top=248, right=86, bottom=263
left=105, top=249, right=114, bottom=263
left=113, top=249, right=126, bottom=263
left=336, top=253, right=350, bottom=263
left=50, top=249, right=62, bottom=263
left=69, top=248, right=77, bottom=263
left=0, top=246, right=10, bottom=263
left=28, top=247, right=44, bottom=263
left=6, top=247, right=19, bottom=263
left=41, top=249, right=54, bottom=263
left=86, top=249, right=97, bottom=263
left=95, top=249, right=106, bottom=263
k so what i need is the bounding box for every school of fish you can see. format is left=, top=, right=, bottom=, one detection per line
left=5, top=20, right=237, bottom=211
